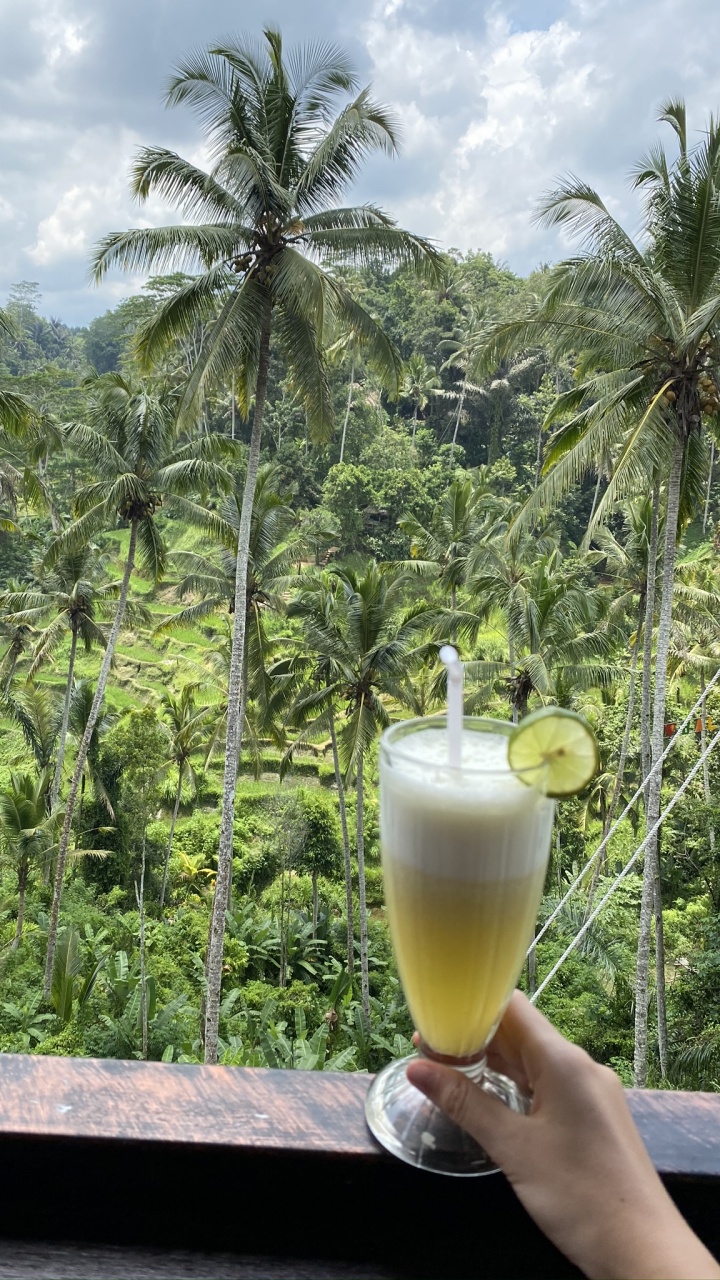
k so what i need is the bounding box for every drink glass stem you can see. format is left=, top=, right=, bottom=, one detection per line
left=418, top=1040, right=487, bottom=1085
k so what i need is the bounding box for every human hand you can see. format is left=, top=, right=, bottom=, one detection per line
left=406, top=992, right=720, bottom=1280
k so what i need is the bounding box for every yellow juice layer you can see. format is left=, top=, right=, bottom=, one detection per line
left=384, top=860, right=545, bottom=1058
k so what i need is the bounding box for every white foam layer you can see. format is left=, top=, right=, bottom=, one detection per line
left=380, top=727, right=554, bottom=882
left=391, top=726, right=512, bottom=776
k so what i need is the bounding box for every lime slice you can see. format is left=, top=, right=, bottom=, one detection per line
left=508, top=707, right=599, bottom=798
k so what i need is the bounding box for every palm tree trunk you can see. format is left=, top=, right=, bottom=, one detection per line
left=700, top=674, right=715, bottom=857
left=329, top=707, right=354, bottom=975
left=509, top=633, right=518, bottom=726
left=339, top=358, right=355, bottom=464
left=488, top=404, right=503, bottom=465
left=634, top=437, right=684, bottom=1087
left=278, top=857, right=287, bottom=990
left=4, top=645, right=21, bottom=695
left=50, top=626, right=78, bottom=812
left=199, top=650, right=247, bottom=1034
left=450, top=584, right=458, bottom=646
left=231, top=375, right=236, bottom=442
left=160, top=771, right=183, bottom=909
left=586, top=604, right=643, bottom=916
left=356, top=751, right=370, bottom=1024
left=411, top=405, right=418, bottom=445
left=641, top=483, right=660, bottom=810
left=225, top=639, right=248, bottom=914
left=606, top=602, right=643, bottom=835
left=703, top=438, right=715, bottom=534
left=204, top=297, right=272, bottom=1064
left=78, top=773, right=86, bottom=832
left=450, top=379, right=466, bottom=466
left=135, top=832, right=148, bottom=1061
left=534, top=418, right=543, bottom=488
left=12, top=858, right=28, bottom=951
left=588, top=470, right=603, bottom=525
left=653, top=852, right=668, bottom=1079
left=43, top=519, right=139, bottom=1000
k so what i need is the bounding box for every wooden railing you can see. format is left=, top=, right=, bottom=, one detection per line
left=0, top=1054, right=719, bottom=1278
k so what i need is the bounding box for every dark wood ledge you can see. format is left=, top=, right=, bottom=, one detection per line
left=0, top=1054, right=718, bottom=1278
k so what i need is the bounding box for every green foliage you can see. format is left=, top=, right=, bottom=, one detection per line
left=322, top=463, right=378, bottom=551
left=1, top=81, right=720, bottom=1088
left=51, top=927, right=82, bottom=1024
left=292, top=789, right=342, bottom=880
left=0, top=992, right=53, bottom=1048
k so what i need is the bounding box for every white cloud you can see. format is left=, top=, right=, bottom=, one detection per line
left=360, top=0, right=720, bottom=268
left=3, top=0, right=720, bottom=321
left=28, top=186, right=94, bottom=263
left=29, top=0, right=90, bottom=65
left=24, top=125, right=175, bottom=267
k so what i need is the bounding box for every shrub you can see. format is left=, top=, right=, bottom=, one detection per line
left=239, top=979, right=322, bottom=1022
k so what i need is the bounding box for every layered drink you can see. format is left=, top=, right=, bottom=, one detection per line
left=380, top=718, right=554, bottom=1059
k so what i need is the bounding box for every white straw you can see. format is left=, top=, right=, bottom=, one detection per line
left=439, top=645, right=463, bottom=768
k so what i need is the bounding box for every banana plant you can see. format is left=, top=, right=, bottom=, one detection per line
left=50, top=925, right=109, bottom=1026
left=261, top=1005, right=357, bottom=1071
left=1, top=992, right=54, bottom=1048
left=51, top=927, right=82, bottom=1024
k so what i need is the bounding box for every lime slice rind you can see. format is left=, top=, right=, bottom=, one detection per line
left=508, top=707, right=599, bottom=799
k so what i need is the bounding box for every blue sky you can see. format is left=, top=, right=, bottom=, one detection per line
left=1, top=0, right=718, bottom=324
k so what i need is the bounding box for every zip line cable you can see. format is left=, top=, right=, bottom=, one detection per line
left=528, top=664, right=720, bottom=957
left=530, top=723, right=720, bottom=1005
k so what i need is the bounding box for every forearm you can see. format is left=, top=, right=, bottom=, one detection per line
left=408, top=999, right=720, bottom=1280
left=580, top=1192, right=720, bottom=1280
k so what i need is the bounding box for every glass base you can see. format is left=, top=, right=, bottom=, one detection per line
left=365, top=1052, right=530, bottom=1177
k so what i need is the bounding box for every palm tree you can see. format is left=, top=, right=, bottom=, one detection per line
left=327, top=328, right=393, bottom=463
left=399, top=472, right=509, bottom=611
left=477, top=101, right=720, bottom=1084
left=332, top=336, right=361, bottom=464
left=0, top=770, right=53, bottom=948
left=442, top=306, right=543, bottom=464
left=590, top=497, right=659, bottom=839
left=295, top=506, right=340, bottom=567
left=158, top=684, right=211, bottom=908
left=159, top=462, right=300, bottom=779
left=401, top=354, right=442, bottom=443
left=0, top=309, right=41, bottom=435
left=299, top=562, right=430, bottom=1020
left=0, top=313, right=65, bottom=528
left=0, top=548, right=123, bottom=810
left=460, top=528, right=551, bottom=720
left=286, top=573, right=356, bottom=976
left=90, top=28, right=440, bottom=1062
left=288, top=565, right=433, bottom=1011
left=440, top=304, right=489, bottom=461
left=467, top=546, right=620, bottom=719
left=0, top=611, right=33, bottom=693
left=470, top=358, right=543, bottom=467
left=703, top=422, right=719, bottom=532
left=41, top=375, right=230, bottom=999
left=5, top=684, right=62, bottom=775
left=67, top=679, right=114, bottom=832
left=668, top=545, right=720, bottom=851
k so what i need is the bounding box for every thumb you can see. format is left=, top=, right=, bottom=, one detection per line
left=406, top=1059, right=523, bottom=1160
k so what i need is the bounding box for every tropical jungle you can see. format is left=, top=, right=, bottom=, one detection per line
left=0, top=29, right=719, bottom=1092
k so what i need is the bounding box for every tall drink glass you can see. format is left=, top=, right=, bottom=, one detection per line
left=365, top=715, right=554, bottom=1176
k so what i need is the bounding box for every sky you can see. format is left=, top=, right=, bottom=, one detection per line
left=1, top=0, right=719, bottom=325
